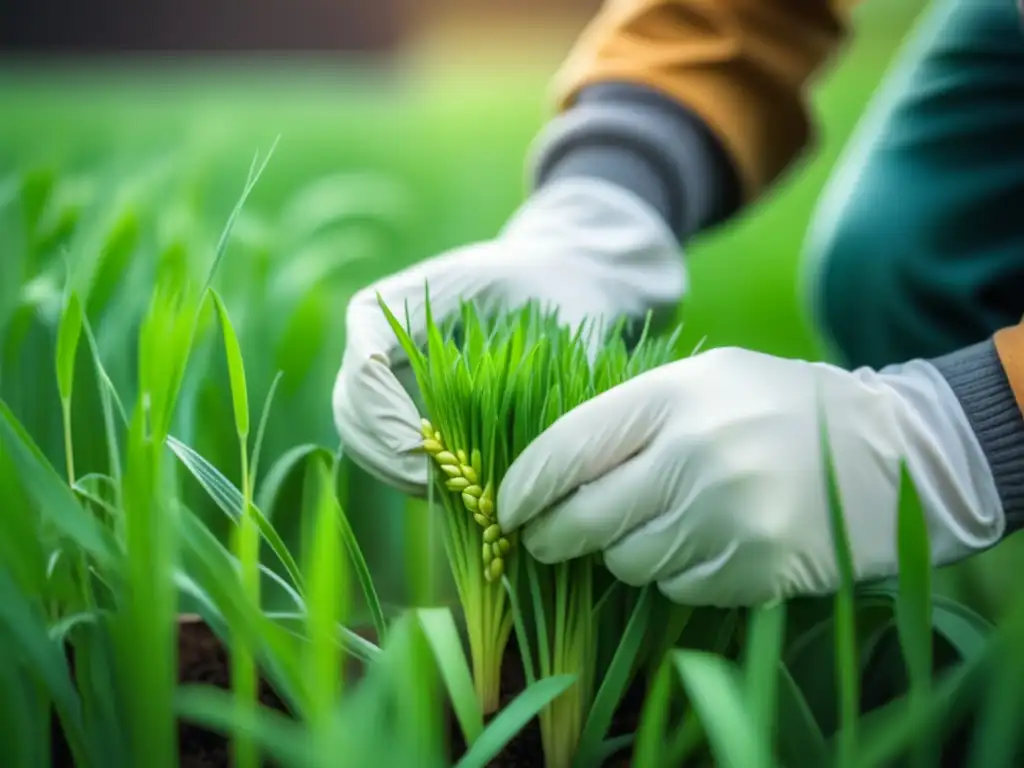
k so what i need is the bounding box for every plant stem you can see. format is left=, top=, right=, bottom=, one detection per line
left=474, top=594, right=499, bottom=713
left=436, top=474, right=511, bottom=715
left=62, top=395, right=103, bottom=762
left=63, top=397, right=95, bottom=607
left=468, top=579, right=509, bottom=713
left=62, top=399, right=75, bottom=486
left=232, top=445, right=259, bottom=768
left=536, top=560, right=592, bottom=768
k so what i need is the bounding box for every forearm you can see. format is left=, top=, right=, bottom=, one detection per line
left=531, top=0, right=852, bottom=240
left=532, top=83, right=740, bottom=241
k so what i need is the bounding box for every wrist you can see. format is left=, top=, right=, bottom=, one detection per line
left=503, top=176, right=680, bottom=261
left=931, top=339, right=1024, bottom=535
left=869, top=356, right=1006, bottom=564
left=529, top=82, right=742, bottom=242
left=539, top=142, right=672, bottom=233
left=499, top=177, right=687, bottom=320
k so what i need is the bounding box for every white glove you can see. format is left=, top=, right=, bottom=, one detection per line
left=332, top=178, right=686, bottom=494
left=497, top=347, right=1007, bottom=607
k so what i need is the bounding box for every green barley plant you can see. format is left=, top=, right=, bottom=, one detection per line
left=0, top=156, right=454, bottom=768
left=378, top=293, right=688, bottom=766
left=1, top=154, right=422, bottom=622
left=9, top=70, right=1024, bottom=767
left=376, top=282, right=1017, bottom=768
left=0, top=378, right=452, bottom=768
left=1, top=153, right=577, bottom=768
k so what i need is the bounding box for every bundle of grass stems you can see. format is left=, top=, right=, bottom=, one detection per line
left=379, top=294, right=694, bottom=767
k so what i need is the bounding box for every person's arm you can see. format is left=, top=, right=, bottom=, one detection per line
left=531, top=0, right=853, bottom=241
left=933, top=327, right=1024, bottom=533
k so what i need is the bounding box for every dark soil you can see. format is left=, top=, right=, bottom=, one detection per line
left=51, top=616, right=645, bottom=767
left=50, top=615, right=299, bottom=768
left=176, top=616, right=292, bottom=768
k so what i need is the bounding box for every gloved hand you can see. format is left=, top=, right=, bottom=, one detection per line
left=497, top=347, right=1007, bottom=606
left=332, top=178, right=686, bottom=494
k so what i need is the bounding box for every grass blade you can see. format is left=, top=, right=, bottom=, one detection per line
left=208, top=286, right=259, bottom=768
left=55, top=291, right=83, bottom=483
left=0, top=401, right=117, bottom=566
left=331, top=455, right=388, bottom=645
left=376, top=613, right=445, bottom=762
left=118, top=402, right=179, bottom=768
left=55, top=292, right=83, bottom=404
left=858, top=585, right=993, bottom=662
left=818, top=394, right=859, bottom=767
left=632, top=656, right=674, bottom=768
left=81, top=317, right=126, bottom=500
left=176, top=686, right=311, bottom=767
left=852, top=656, right=983, bottom=768
left=177, top=507, right=306, bottom=715
left=203, top=137, right=280, bottom=291
left=893, top=459, right=933, bottom=766
left=0, top=566, right=92, bottom=765
left=167, top=435, right=304, bottom=593
left=775, top=661, right=828, bottom=768
left=304, top=456, right=348, bottom=757
left=574, top=583, right=654, bottom=768
left=256, top=443, right=329, bottom=519
left=455, top=675, right=578, bottom=768
left=502, top=574, right=537, bottom=686
left=208, top=289, right=250, bottom=437
left=416, top=607, right=485, bottom=746
left=672, top=650, right=769, bottom=768
left=966, top=656, right=1023, bottom=768
left=744, top=600, right=786, bottom=755
left=264, top=612, right=380, bottom=665
left=0, top=660, right=47, bottom=768
left=249, top=370, right=283, bottom=488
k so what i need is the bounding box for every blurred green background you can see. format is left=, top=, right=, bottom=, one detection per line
left=4, top=0, right=1016, bottom=621
left=0, top=1, right=931, bottom=366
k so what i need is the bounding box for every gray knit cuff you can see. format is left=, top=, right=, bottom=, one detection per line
left=530, top=83, right=741, bottom=242
left=932, top=339, right=1024, bottom=534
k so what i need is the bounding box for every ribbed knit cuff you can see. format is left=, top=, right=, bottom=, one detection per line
left=530, top=82, right=741, bottom=243
left=932, top=339, right=1024, bottom=533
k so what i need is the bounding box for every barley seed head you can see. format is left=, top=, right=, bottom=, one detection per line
left=420, top=419, right=510, bottom=579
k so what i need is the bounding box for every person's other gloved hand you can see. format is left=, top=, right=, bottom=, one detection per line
left=497, top=347, right=1007, bottom=607
left=332, top=178, right=686, bottom=495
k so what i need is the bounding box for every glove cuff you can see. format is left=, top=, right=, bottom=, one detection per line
left=932, top=338, right=1024, bottom=534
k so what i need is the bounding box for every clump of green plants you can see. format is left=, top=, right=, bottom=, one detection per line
left=0, top=159, right=578, bottom=768
left=379, top=295, right=689, bottom=765
left=8, top=140, right=1024, bottom=768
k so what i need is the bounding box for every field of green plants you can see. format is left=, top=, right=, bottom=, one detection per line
left=3, top=2, right=1024, bottom=766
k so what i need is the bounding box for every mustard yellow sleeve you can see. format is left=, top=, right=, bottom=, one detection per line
left=550, top=0, right=853, bottom=202
left=994, top=324, right=1024, bottom=415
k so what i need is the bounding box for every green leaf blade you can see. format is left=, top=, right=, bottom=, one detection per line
left=455, top=675, right=578, bottom=768
left=416, top=607, right=485, bottom=746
